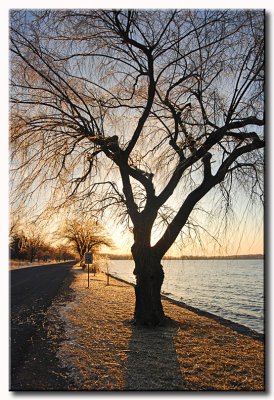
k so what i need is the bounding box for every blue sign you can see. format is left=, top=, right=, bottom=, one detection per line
left=84, top=252, right=93, bottom=264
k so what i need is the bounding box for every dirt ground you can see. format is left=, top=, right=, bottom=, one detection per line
left=45, top=266, right=265, bottom=391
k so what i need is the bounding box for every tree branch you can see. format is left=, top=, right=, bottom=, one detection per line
left=153, top=137, right=264, bottom=258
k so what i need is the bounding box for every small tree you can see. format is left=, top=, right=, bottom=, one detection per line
left=61, top=218, right=113, bottom=269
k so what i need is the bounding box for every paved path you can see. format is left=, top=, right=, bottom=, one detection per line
left=10, top=261, right=75, bottom=387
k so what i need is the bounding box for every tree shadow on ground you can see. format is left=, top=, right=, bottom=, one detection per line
left=124, top=320, right=183, bottom=390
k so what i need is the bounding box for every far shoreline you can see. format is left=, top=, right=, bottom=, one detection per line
left=105, top=254, right=264, bottom=260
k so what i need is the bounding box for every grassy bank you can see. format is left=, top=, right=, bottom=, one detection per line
left=51, top=266, right=264, bottom=391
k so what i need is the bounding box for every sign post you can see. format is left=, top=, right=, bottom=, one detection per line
left=84, top=252, right=93, bottom=288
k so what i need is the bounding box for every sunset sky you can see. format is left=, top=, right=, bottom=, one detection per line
left=105, top=196, right=264, bottom=257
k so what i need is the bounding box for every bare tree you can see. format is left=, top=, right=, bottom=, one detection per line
left=61, top=218, right=113, bottom=268
left=10, top=10, right=264, bottom=325
left=19, top=225, right=46, bottom=263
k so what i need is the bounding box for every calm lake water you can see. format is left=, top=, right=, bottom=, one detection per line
left=105, top=259, right=264, bottom=334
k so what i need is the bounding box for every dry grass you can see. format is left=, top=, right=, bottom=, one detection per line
left=52, top=267, right=264, bottom=391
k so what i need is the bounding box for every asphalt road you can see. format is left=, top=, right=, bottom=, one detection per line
left=10, top=261, right=75, bottom=385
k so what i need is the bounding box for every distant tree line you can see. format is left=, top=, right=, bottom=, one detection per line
left=104, top=253, right=263, bottom=260
left=9, top=215, right=113, bottom=265
left=9, top=230, right=75, bottom=263
left=164, top=254, right=264, bottom=260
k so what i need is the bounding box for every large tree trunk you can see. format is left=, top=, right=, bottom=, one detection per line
left=132, top=244, right=165, bottom=326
